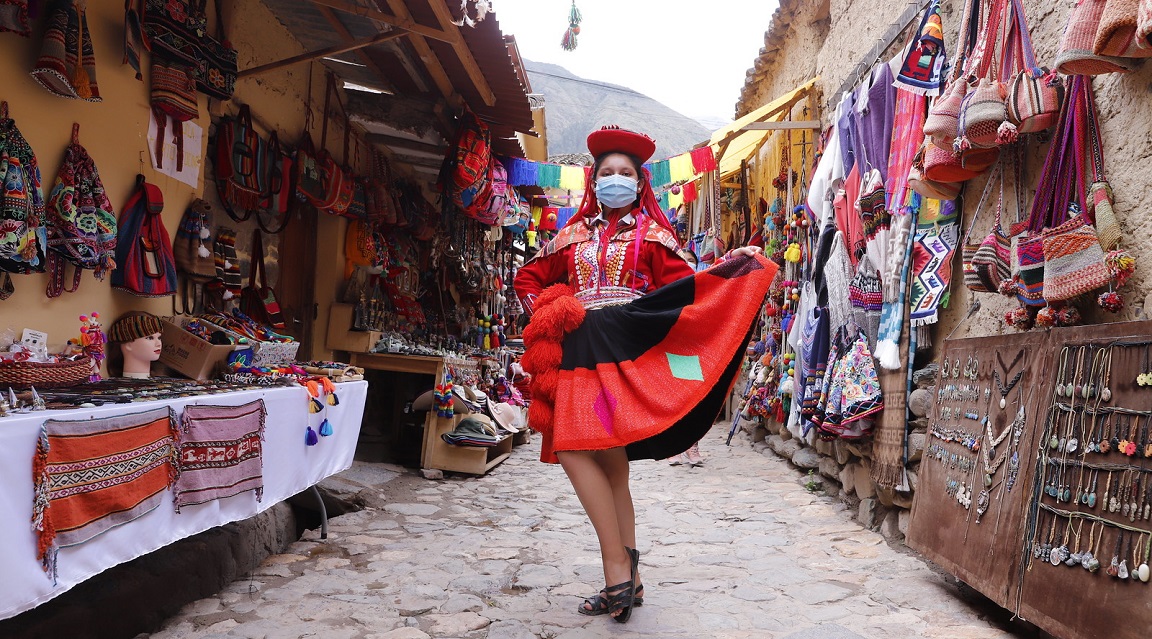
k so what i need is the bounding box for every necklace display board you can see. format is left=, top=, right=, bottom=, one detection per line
left=908, top=320, right=1152, bottom=639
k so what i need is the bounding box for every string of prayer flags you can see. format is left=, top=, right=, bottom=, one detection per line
left=689, top=146, right=717, bottom=173
left=559, top=165, right=584, bottom=191
left=537, top=163, right=562, bottom=189
left=646, top=160, right=672, bottom=189
left=682, top=181, right=698, bottom=203
left=505, top=157, right=539, bottom=187
left=670, top=154, right=694, bottom=183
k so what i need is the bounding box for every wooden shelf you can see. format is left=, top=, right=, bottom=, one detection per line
left=425, top=413, right=513, bottom=475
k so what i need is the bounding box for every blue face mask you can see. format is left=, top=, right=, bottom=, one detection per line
left=595, top=174, right=639, bottom=209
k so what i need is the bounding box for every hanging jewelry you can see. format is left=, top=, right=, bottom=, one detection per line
left=1056, top=347, right=1070, bottom=398
left=953, top=357, right=961, bottom=379
left=1107, top=528, right=1123, bottom=577
left=1118, top=531, right=1131, bottom=579
left=969, top=355, right=979, bottom=381
left=1139, top=533, right=1151, bottom=582
left=1100, top=346, right=1113, bottom=402
left=1066, top=519, right=1085, bottom=567
left=993, top=369, right=1023, bottom=410
left=1138, top=345, right=1152, bottom=386
left=1082, top=521, right=1100, bottom=571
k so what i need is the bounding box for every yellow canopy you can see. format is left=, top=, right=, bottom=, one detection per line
left=708, top=77, right=819, bottom=178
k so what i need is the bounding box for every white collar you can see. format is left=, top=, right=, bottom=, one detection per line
left=592, top=211, right=635, bottom=227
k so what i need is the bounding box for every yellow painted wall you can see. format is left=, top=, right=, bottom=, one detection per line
left=0, top=0, right=371, bottom=368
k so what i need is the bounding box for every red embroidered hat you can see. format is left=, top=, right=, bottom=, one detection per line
left=586, top=125, right=656, bottom=162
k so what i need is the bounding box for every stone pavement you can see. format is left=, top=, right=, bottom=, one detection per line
left=148, top=426, right=1036, bottom=639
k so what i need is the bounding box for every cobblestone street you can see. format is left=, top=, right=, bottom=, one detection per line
left=149, top=427, right=1033, bottom=639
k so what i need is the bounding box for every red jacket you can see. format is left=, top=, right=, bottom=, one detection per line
left=514, top=212, right=693, bottom=313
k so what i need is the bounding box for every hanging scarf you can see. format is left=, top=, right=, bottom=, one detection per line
left=886, top=88, right=928, bottom=213
left=875, top=210, right=918, bottom=370
left=894, top=0, right=948, bottom=96
left=908, top=199, right=958, bottom=327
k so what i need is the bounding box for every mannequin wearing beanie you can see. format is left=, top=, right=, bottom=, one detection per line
left=107, top=312, right=164, bottom=378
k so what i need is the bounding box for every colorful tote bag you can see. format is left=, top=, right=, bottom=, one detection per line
left=1055, top=0, right=1133, bottom=74
left=45, top=124, right=117, bottom=297
left=1041, top=213, right=1111, bottom=302
left=112, top=176, right=178, bottom=297
left=30, top=0, right=102, bottom=101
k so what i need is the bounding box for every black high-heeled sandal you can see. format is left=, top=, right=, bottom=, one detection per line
left=609, top=546, right=640, bottom=623
left=579, top=584, right=644, bottom=616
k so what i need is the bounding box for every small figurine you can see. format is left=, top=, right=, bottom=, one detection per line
left=0, top=394, right=9, bottom=417
left=78, top=313, right=108, bottom=382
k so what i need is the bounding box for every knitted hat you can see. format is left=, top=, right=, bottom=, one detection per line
left=108, top=313, right=163, bottom=343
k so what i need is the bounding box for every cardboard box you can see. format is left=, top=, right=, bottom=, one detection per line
left=195, top=317, right=300, bottom=366
left=326, top=303, right=383, bottom=353
left=159, top=319, right=238, bottom=381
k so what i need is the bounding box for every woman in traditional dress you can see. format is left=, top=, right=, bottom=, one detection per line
left=514, top=126, right=776, bottom=622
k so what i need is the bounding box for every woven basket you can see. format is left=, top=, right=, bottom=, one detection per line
left=0, top=357, right=92, bottom=388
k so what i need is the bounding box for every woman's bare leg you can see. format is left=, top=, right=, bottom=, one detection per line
left=558, top=448, right=637, bottom=616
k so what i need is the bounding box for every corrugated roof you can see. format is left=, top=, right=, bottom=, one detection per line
left=259, top=0, right=535, bottom=159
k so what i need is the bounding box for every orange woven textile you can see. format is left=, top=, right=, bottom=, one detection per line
left=32, top=407, right=177, bottom=578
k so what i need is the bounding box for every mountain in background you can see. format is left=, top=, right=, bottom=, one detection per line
left=525, top=60, right=711, bottom=160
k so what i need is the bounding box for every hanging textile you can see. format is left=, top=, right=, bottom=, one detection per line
left=33, top=407, right=178, bottom=579
left=30, top=0, right=102, bottom=101
left=856, top=62, right=896, bottom=182
left=689, top=146, right=717, bottom=173
left=886, top=87, right=928, bottom=213
left=874, top=210, right=917, bottom=369
left=908, top=199, right=958, bottom=327
left=893, top=0, right=948, bottom=96
left=669, top=154, right=694, bottom=183
left=558, top=165, right=584, bottom=191
left=175, top=399, right=267, bottom=511
left=871, top=319, right=910, bottom=488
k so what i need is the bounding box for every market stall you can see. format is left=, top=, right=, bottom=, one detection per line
left=0, top=380, right=368, bottom=620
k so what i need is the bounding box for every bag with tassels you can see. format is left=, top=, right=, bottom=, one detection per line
left=956, top=0, right=1011, bottom=150
left=1005, top=0, right=1065, bottom=135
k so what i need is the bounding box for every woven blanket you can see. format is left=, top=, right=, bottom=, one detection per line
left=532, top=254, right=777, bottom=463
left=33, top=406, right=177, bottom=578
left=909, top=200, right=959, bottom=326
left=175, top=399, right=266, bottom=510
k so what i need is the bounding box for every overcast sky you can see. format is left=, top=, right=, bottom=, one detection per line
left=489, top=0, right=780, bottom=129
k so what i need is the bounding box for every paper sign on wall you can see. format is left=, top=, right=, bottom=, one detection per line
left=146, top=115, right=203, bottom=188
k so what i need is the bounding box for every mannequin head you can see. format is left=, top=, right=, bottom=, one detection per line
left=107, top=312, right=164, bottom=378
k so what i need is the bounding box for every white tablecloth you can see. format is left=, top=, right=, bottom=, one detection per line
left=0, top=380, right=368, bottom=620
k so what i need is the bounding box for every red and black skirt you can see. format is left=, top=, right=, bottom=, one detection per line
left=523, top=254, right=778, bottom=463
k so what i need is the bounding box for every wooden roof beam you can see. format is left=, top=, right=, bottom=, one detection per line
left=383, top=0, right=456, bottom=102
left=308, top=0, right=456, bottom=43
left=315, top=5, right=397, bottom=94
left=425, top=0, right=497, bottom=107
left=367, top=133, right=445, bottom=156
left=239, top=30, right=407, bottom=78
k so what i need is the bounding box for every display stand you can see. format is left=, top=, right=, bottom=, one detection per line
left=347, top=352, right=512, bottom=475
left=907, top=320, right=1152, bottom=639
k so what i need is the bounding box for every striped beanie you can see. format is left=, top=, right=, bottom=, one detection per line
left=109, top=313, right=164, bottom=343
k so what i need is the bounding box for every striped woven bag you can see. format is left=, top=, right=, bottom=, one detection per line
left=1054, top=0, right=1132, bottom=74
left=1041, top=214, right=1111, bottom=302
left=1094, top=0, right=1152, bottom=57
left=1005, top=0, right=1065, bottom=134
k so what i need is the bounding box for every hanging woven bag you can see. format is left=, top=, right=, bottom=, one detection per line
left=1055, top=0, right=1133, bottom=74
left=1093, top=0, right=1152, bottom=57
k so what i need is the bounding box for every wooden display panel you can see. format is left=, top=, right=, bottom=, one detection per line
left=908, top=331, right=1049, bottom=608
left=908, top=320, right=1152, bottom=639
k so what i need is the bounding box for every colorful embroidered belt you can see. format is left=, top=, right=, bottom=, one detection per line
left=574, top=286, right=642, bottom=310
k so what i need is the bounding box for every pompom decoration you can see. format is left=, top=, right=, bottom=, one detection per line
left=671, top=185, right=681, bottom=195
left=998, top=278, right=1018, bottom=297
left=1098, top=291, right=1124, bottom=313
left=784, top=243, right=802, bottom=263
left=1057, top=305, right=1082, bottom=326
left=1035, top=306, right=1058, bottom=328
left=305, top=426, right=319, bottom=446
left=521, top=283, right=584, bottom=436
left=997, top=121, right=1019, bottom=145
left=1106, top=250, right=1136, bottom=287
left=561, top=0, right=581, bottom=51
left=1006, top=307, right=1033, bottom=331
left=318, top=419, right=333, bottom=437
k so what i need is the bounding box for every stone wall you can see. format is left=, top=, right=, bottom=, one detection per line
left=732, top=0, right=1152, bottom=539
